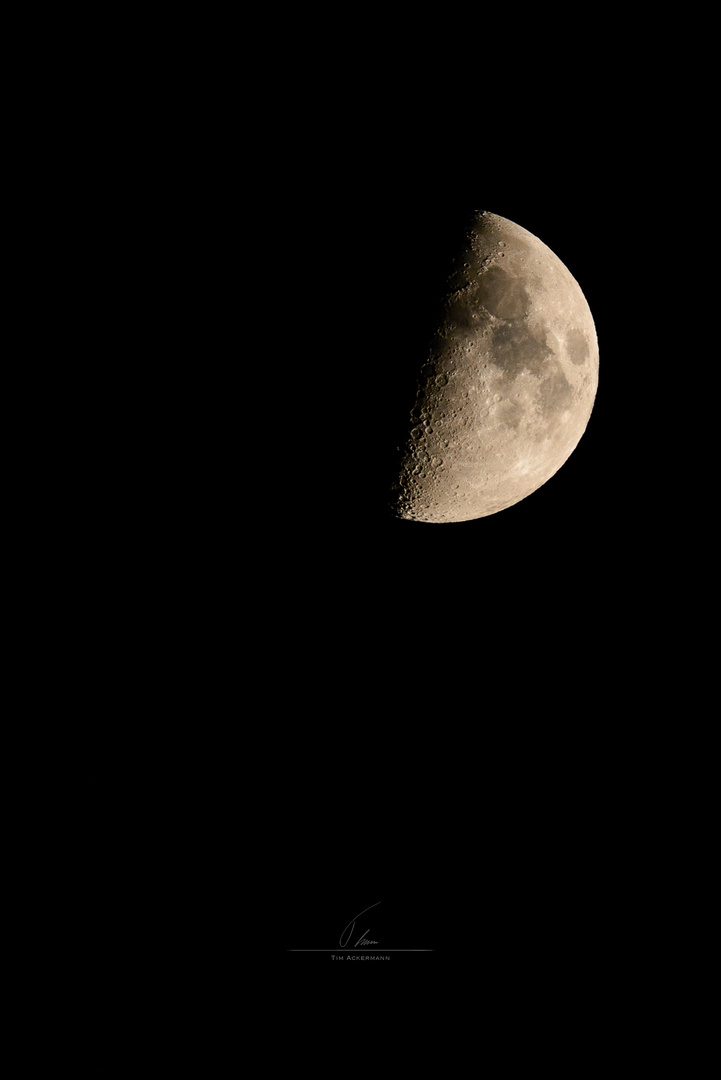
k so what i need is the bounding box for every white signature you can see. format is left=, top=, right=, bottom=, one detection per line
left=339, top=901, right=381, bottom=948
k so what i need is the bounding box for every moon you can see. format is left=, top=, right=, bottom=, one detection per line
left=390, top=211, right=598, bottom=522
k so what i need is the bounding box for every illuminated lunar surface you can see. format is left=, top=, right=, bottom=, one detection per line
left=391, top=211, right=598, bottom=522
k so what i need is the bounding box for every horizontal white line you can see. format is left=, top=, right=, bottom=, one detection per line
left=287, top=949, right=433, bottom=952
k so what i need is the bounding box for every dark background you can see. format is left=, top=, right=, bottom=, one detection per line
left=224, top=41, right=683, bottom=987
left=40, top=11, right=705, bottom=1036
left=258, top=181, right=655, bottom=978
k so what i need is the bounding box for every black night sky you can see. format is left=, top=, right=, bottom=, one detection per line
left=241, top=78, right=675, bottom=987
left=261, top=176, right=652, bottom=975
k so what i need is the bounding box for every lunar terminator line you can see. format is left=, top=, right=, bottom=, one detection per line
left=390, top=211, right=598, bottom=523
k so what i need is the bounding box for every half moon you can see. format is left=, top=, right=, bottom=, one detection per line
left=390, top=211, right=599, bottom=523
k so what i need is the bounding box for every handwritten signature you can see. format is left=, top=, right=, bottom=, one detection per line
left=339, top=901, right=381, bottom=948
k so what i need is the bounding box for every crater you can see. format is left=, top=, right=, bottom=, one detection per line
left=497, top=399, right=525, bottom=430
